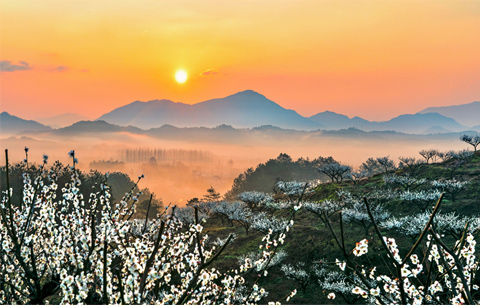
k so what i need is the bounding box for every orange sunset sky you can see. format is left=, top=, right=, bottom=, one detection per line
left=1, top=1, right=480, bottom=121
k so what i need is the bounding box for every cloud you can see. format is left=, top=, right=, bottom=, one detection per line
left=81, top=69, right=89, bottom=73
left=199, top=69, right=218, bottom=77
left=52, top=65, right=68, bottom=72
left=0, top=60, right=33, bottom=72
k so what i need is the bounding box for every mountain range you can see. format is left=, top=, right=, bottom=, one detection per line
left=308, top=111, right=468, bottom=133
left=97, top=90, right=475, bottom=133
left=1, top=90, right=479, bottom=135
left=0, top=112, right=52, bottom=134
left=418, top=101, right=480, bottom=127
left=98, top=90, right=321, bottom=130
left=36, top=113, right=91, bottom=128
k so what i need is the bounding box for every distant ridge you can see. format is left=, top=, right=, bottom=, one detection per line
left=309, top=111, right=467, bottom=134
left=36, top=113, right=91, bottom=128
left=418, top=101, right=480, bottom=127
left=97, top=90, right=471, bottom=134
left=97, top=90, right=323, bottom=131
left=53, top=120, right=142, bottom=135
left=0, top=112, right=52, bottom=135
left=309, top=111, right=370, bottom=129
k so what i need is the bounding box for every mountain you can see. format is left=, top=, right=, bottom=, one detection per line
left=53, top=120, right=142, bottom=135
left=367, top=113, right=467, bottom=134
left=97, top=90, right=323, bottom=130
left=0, top=112, right=52, bottom=135
left=422, top=125, right=453, bottom=134
left=36, top=113, right=91, bottom=128
left=309, top=111, right=466, bottom=134
left=309, top=111, right=370, bottom=129
left=418, top=101, right=480, bottom=127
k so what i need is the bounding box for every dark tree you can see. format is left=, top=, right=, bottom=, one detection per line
left=460, top=134, right=480, bottom=152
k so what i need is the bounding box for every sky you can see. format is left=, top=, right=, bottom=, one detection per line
left=1, top=1, right=480, bottom=121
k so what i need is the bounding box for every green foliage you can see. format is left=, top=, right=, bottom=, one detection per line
left=225, top=153, right=336, bottom=199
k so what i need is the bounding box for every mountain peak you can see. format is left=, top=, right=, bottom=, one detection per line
left=231, top=89, right=264, bottom=97
left=221, top=90, right=268, bottom=102
left=98, top=90, right=321, bottom=130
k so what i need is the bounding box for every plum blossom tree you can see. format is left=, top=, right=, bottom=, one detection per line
left=437, top=150, right=457, bottom=163
left=317, top=162, right=352, bottom=183
left=376, top=156, right=396, bottom=173
left=419, top=149, right=439, bottom=164
left=380, top=211, right=480, bottom=240
left=383, top=174, right=427, bottom=191
left=238, top=191, right=273, bottom=211
left=343, top=170, right=368, bottom=186
left=398, top=190, right=442, bottom=212
left=397, top=157, right=424, bottom=175
left=323, top=194, right=480, bottom=305
left=460, top=134, right=480, bottom=152
left=432, top=179, right=469, bottom=202
left=0, top=149, right=299, bottom=304
left=359, top=157, right=383, bottom=176
left=281, top=262, right=317, bottom=293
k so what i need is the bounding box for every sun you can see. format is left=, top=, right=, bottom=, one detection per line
left=175, top=70, right=188, bottom=83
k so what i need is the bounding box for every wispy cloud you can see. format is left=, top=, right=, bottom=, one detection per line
left=0, top=60, right=32, bottom=72
left=199, top=69, right=218, bottom=77
left=51, top=65, right=68, bottom=72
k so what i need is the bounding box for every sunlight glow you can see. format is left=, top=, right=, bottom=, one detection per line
left=175, top=70, right=188, bottom=84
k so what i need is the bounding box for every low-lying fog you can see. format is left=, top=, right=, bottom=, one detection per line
left=1, top=128, right=467, bottom=205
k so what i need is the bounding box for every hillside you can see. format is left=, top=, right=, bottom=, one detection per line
left=1, top=144, right=479, bottom=304
left=203, top=149, right=480, bottom=303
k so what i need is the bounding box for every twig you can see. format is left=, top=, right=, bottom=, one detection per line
left=142, top=194, right=153, bottom=234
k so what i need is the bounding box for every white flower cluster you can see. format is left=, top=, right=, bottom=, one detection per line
left=383, top=174, right=427, bottom=190
left=342, top=201, right=391, bottom=229
left=275, top=181, right=312, bottom=197
left=238, top=191, right=273, bottom=209
left=380, top=212, right=480, bottom=238
left=0, top=160, right=297, bottom=304
left=432, top=179, right=469, bottom=192
left=400, top=190, right=441, bottom=202
left=303, top=200, right=343, bottom=218
left=328, top=233, right=480, bottom=305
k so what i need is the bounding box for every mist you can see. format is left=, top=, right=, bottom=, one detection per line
left=0, top=127, right=468, bottom=205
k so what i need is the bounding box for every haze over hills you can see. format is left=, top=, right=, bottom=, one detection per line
left=36, top=113, right=92, bottom=128
left=18, top=118, right=479, bottom=146
left=418, top=101, right=480, bottom=127
left=2, top=91, right=478, bottom=135
left=98, top=90, right=323, bottom=130
left=309, top=111, right=468, bottom=133
left=0, top=112, right=52, bottom=135
left=96, top=90, right=472, bottom=134
left=52, top=120, right=142, bottom=136
left=309, top=111, right=370, bottom=130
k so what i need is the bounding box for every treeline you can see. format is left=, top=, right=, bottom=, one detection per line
left=121, top=148, right=215, bottom=164
left=225, top=153, right=337, bottom=198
